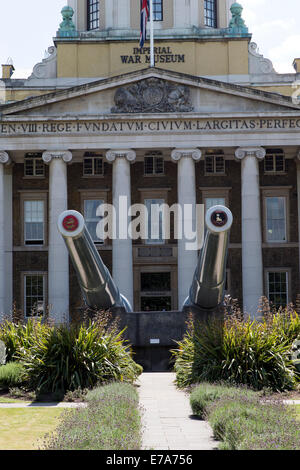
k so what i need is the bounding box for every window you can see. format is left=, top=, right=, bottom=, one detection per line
left=153, top=0, right=163, bottom=21
left=24, top=153, right=44, bottom=177
left=24, top=200, right=45, bottom=245
left=145, top=198, right=165, bottom=244
left=265, top=197, right=287, bottom=243
left=142, top=0, right=163, bottom=22
left=87, top=0, right=99, bottom=30
left=224, top=270, right=231, bottom=296
left=264, top=149, right=285, bottom=173
left=144, top=154, right=164, bottom=175
left=83, top=154, right=103, bottom=176
left=201, top=188, right=230, bottom=213
left=267, top=271, right=288, bottom=309
left=84, top=199, right=104, bottom=243
left=205, top=197, right=226, bottom=211
left=205, top=152, right=225, bottom=174
left=140, top=272, right=171, bottom=311
left=24, top=273, right=46, bottom=317
left=204, top=0, right=217, bottom=28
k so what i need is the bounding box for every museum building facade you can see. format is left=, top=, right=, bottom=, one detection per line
left=1, top=0, right=300, bottom=321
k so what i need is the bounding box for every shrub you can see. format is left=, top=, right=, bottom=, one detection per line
left=172, top=307, right=300, bottom=391
left=63, top=388, right=88, bottom=402
left=190, top=383, right=300, bottom=450
left=18, top=316, right=142, bottom=393
left=0, top=319, right=50, bottom=362
left=42, top=382, right=142, bottom=450
left=0, top=362, right=26, bottom=390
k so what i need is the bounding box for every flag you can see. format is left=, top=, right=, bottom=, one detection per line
left=140, top=0, right=150, bottom=48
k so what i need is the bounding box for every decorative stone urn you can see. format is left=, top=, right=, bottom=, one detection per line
left=57, top=6, right=78, bottom=38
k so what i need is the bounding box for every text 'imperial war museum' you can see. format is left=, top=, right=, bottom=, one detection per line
left=1, top=0, right=300, bottom=323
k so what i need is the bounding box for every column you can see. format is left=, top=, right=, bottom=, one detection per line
left=297, top=152, right=300, bottom=286
left=171, top=149, right=202, bottom=309
left=43, top=151, right=72, bottom=323
left=0, top=152, right=12, bottom=317
left=235, top=147, right=266, bottom=318
left=106, top=150, right=136, bottom=308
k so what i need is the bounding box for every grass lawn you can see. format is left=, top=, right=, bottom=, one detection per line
left=0, top=408, right=63, bottom=450
left=295, top=405, right=300, bottom=421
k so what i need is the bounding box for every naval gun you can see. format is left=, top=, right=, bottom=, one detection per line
left=183, top=205, right=233, bottom=312
left=58, top=206, right=233, bottom=315
left=57, top=206, right=233, bottom=370
left=57, top=210, right=132, bottom=313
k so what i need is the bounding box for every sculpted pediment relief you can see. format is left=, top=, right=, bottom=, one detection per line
left=111, top=78, right=193, bottom=113
left=1, top=68, right=300, bottom=117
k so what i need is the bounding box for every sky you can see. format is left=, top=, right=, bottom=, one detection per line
left=0, top=0, right=299, bottom=78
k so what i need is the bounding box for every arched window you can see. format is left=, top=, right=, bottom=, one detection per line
left=204, top=0, right=217, bottom=28
left=87, top=0, right=99, bottom=31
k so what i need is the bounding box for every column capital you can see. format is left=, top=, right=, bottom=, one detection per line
left=235, top=147, right=266, bottom=161
left=42, top=150, right=72, bottom=164
left=105, top=149, right=136, bottom=163
left=0, top=151, right=11, bottom=165
left=171, top=148, right=202, bottom=162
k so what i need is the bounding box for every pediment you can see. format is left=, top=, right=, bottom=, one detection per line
left=1, top=67, right=300, bottom=118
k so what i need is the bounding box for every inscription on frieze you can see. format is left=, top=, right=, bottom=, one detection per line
left=1, top=118, right=300, bottom=136
left=111, top=78, right=193, bottom=113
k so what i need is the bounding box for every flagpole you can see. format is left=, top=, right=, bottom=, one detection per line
left=149, top=0, right=155, bottom=67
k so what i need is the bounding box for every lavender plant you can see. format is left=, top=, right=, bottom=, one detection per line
left=41, top=382, right=142, bottom=450
left=190, top=383, right=300, bottom=450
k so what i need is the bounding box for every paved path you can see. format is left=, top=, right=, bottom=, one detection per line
left=137, top=372, right=218, bottom=451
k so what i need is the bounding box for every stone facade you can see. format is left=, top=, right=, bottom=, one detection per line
left=1, top=1, right=300, bottom=321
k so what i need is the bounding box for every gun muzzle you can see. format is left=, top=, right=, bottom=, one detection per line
left=183, top=205, right=233, bottom=311
left=57, top=210, right=132, bottom=313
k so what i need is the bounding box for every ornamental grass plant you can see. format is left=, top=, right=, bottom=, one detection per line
left=0, top=311, right=142, bottom=394
left=0, top=362, right=26, bottom=390
left=41, top=382, right=142, bottom=450
left=172, top=298, right=300, bottom=391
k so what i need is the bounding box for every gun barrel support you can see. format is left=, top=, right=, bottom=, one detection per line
left=184, top=205, right=233, bottom=311
left=57, top=210, right=132, bottom=313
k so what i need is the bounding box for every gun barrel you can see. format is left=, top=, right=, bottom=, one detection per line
left=57, top=210, right=132, bottom=313
left=184, top=205, right=233, bottom=311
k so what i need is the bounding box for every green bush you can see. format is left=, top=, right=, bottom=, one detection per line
left=42, top=382, right=142, bottom=450
left=172, top=308, right=300, bottom=391
left=0, top=362, right=26, bottom=390
left=0, top=319, right=49, bottom=362
left=190, top=383, right=300, bottom=450
left=18, top=317, right=142, bottom=393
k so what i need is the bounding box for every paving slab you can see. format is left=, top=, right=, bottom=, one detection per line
left=137, top=372, right=219, bottom=451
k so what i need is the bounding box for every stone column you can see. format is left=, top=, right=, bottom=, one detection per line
left=43, top=151, right=72, bottom=322
left=106, top=150, right=136, bottom=308
left=0, top=152, right=12, bottom=317
left=171, top=149, right=202, bottom=309
left=235, top=147, right=266, bottom=318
